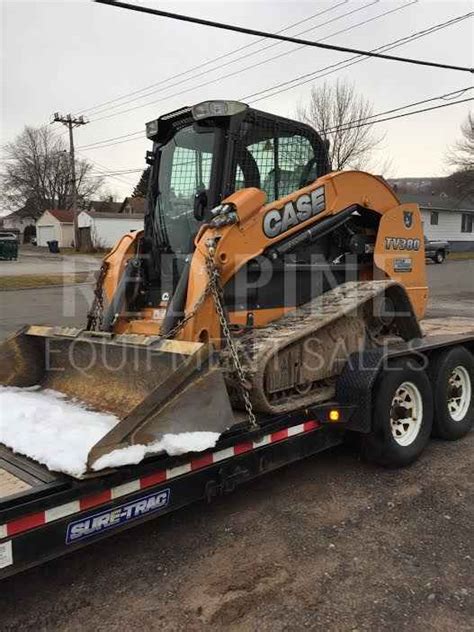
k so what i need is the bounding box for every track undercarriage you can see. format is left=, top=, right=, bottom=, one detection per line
left=223, top=280, right=422, bottom=414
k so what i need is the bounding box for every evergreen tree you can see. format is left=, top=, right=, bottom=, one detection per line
left=132, top=167, right=150, bottom=197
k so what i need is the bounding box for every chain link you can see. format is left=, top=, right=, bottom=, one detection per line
left=86, top=247, right=258, bottom=430
left=86, top=261, right=109, bottom=331
left=161, top=282, right=212, bottom=340
left=204, top=252, right=258, bottom=429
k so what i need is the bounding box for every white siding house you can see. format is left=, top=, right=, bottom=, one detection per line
left=420, top=207, right=474, bottom=249
left=77, top=211, right=144, bottom=249
left=390, top=178, right=474, bottom=252
left=36, top=210, right=75, bottom=248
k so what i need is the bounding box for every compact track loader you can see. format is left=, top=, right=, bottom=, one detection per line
left=0, top=100, right=429, bottom=470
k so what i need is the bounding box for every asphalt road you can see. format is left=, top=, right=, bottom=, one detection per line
left=0, top=259, right=472, bottom=339
left=0, top=259, right=473, bottom=631
left=0, top=249, right=100, bottom=277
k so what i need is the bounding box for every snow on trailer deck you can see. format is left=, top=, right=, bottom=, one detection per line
left=0, top=387, right=220, bottom=478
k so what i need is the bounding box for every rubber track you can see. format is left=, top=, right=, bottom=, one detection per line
left=223, top=280, right=403, bottom=414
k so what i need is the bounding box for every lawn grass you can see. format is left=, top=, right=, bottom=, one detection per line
left=0, top=272, right=92, bottom=290
left=448, top=251, right=474, bottom=261
left=58, top=248, right=105, bottom=257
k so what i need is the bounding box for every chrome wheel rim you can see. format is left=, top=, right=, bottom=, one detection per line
left=390, top=381, right=423, bottom=446
left=447, top=366, right=471, bottom=422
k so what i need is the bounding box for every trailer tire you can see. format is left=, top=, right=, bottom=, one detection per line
left=363, top=359, right=433, bottom=467
left=428, top=346, right=473, bottom=440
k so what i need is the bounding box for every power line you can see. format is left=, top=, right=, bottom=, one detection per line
left=77, top=12, right=470, bottom=151
left=90, top=0, right=387, bottom=121
left=78, top=134, right=144, bottom=151
left=78, top=154, right=139, bottom=186
left=245, top=12, right=473, bottom=103
left=79, top=1, right=350, bottom=117
left=85, top=0, right=380, bottom=119
left=324, top=87, right=473, bottom=132
left=78, top=86, right=474, bottom=160
left=331, top=96, right=474, bottom=132
left=90, top=168, right=143, bottom=175
left=94, top=0, right=473, bottom=74
left=87, top=0, right=420, bottom=126
left=79, top=130, right=143, bottom=149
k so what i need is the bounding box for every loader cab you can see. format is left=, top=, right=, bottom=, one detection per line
left=144, top=101, right=330, bottom=294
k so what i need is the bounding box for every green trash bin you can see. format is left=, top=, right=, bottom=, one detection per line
left=0, top=233, right=19, bottom=260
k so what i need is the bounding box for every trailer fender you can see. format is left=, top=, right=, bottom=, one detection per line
left=335, top=348, right=386, bottom=433
left=336, top=336, right=474, bottom=433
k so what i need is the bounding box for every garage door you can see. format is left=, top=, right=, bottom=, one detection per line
left=37, top=225, right=56, bottom=247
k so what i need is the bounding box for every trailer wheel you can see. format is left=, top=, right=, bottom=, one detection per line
left=428, top=346, right=473, bottom=440
left=363, top=360, right=433, bottom=467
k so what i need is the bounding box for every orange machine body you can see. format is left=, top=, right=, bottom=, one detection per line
left=103, top=171, right=428, bottom=341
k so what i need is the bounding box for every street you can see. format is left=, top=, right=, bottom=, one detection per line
left=0, top=259, right=473, bottom=339
left=0, top=260, right=473, bottom=631
left=0, top=248, right=100, bottom=278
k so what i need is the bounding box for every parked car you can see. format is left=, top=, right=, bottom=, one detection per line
left=0, top=231, right=17, bottom=240
left=424, top=237, right=450, bottom=264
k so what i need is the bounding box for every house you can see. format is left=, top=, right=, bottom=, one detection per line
left=120, top=196, right=146, bottom=215
left=77, top=210, right=144, bottom=250
left=36, top=209, right=74, bottom=248
left=87, top=199, right=123, bottom=215
left=2, top=206, right=37, bottom=242
left=390, top=177, right=474, bottom=252
left=84, top=196, right=145, bottom=216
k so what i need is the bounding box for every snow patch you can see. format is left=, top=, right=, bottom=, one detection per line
left=0, top=386, right=118, bottom=478
left=0, top=387, right=221, bottom=478
left=91, top=432, right=220, bottom=471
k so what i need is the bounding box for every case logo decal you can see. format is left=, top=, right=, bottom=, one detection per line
left=263, top=186, right=325, bottom=238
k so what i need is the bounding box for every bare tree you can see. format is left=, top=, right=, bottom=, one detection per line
left=296, top=79, right=384, bottom=171
left=444, top=113, right=474, bottom=200
left=1, top=125, right=102, bottom=217
left=447, top=112, right=474, bottom=172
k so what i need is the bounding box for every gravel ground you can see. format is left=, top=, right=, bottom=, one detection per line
left=1, top=435, right=472, bottom=631
left=0, top=261, right=472, bottom=631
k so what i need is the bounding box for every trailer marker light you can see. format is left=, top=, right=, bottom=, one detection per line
left=329, top=409, right=340, bottom=422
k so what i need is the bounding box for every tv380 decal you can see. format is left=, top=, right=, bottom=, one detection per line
left=385, top=237, right=421, bottom=251
left=66, top=489, right=170, bottom=544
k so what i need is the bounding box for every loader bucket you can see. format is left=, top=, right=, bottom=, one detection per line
left=0, top=326, right=235, bottom=471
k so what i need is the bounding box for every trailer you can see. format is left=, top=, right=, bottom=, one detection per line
left=1, top=325, right=472, bottom=580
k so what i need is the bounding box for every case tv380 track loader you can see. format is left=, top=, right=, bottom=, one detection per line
left=0, top=100, right=439, bottom=472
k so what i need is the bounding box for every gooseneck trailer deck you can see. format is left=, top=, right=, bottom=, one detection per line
left=1, top=327, right=473, bottom=579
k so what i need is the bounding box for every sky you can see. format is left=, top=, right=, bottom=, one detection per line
left=1, top=0, right=473, bottom=205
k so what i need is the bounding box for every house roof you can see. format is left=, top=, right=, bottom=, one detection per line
left=4, top=207, right=37, bottom=220
left=121, top=196, right=146, bottom=214
left=88, top=200, right=123, bottom=214
left=45, top=209, right=74, bottom=223
left=396, top=191, right=474, bottom=212
left=82, top=211, right=144, bottom=220
left=389, top=176, right=474, bottom=212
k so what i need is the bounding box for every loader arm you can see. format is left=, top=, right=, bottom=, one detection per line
left=178, top=170, right=428, bottom=345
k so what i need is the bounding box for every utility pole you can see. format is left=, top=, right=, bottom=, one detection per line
left=52, top=113, right=88, bottom=249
